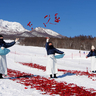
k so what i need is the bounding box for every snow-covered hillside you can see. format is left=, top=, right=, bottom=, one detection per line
left=35, top=27, right=59, bottom=36
left=0, top=40, right=96, bottom=96
left=0, top=19, right=64, bottom=38
left=0, top=19, right=29, bottom=34
left=29, top=27, right=63, bottom=38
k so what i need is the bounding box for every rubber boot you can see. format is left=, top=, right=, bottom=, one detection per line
left=0, top=73, right=3, bottom=79
left=92, top=71, right=95, bottom=73
left=94, top=71, right=96, bottom=73
left=54, top=74, right=57, bottom=78
left=50, top=74, right=52, bottom=78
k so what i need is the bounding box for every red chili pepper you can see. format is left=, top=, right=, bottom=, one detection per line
left=55, top=16, right=57, bottom=19
left=25, top=87, right=28, bottom=89
left=54, top=19, right=60, bottom=23
left=58, top=17, right=60, bottom=19
left=44, top=15, right=48, bottom=18
left=43, top=23, right=46, bottom=27
left=55, top=13, right=58, bottom=17
left=27, top=22, right=32, bottom=27
left=46, top=18, right=51, bottom=24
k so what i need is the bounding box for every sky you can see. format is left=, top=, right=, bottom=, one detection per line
left=0, top=0, right=96, bottom=37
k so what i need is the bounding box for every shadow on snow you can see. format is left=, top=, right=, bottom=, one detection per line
left=4, top=75, right=37, bottom=79
left=57, top=72, right=76, bottom=78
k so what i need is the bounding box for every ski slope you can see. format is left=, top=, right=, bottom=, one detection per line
left=0, top=40, right=96, bottom=96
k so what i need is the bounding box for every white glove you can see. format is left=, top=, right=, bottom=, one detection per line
left=1, top=47, right=4, bottom=50
left=15, top=38, right=19, bottom=42
left=46, top=37, right=49, bottom=42
left=46, top=39, right=49, bottom=42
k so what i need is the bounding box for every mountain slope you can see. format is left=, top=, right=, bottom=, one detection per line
left=0, top=19, right=64, bottom=38
left=0, top=19, right=29, bottom=34
left=29, top=27, right=64, bottom=38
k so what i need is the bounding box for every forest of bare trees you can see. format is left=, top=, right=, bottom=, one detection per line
left=20, top=35, right=96, bottom=50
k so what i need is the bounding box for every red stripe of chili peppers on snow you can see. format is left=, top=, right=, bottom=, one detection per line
left=18, top=62, right=96, bottom=81
left=7, top=68, right=96, bottom=96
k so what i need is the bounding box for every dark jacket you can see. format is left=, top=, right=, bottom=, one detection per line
left=45, top=42, right=64, bottom=55
left=87, top=50, right=96, bottom=57
left=0, top=39, right=16, bottom=48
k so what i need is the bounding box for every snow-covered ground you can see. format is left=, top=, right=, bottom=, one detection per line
left=0, top=40, right=96, bottom=96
